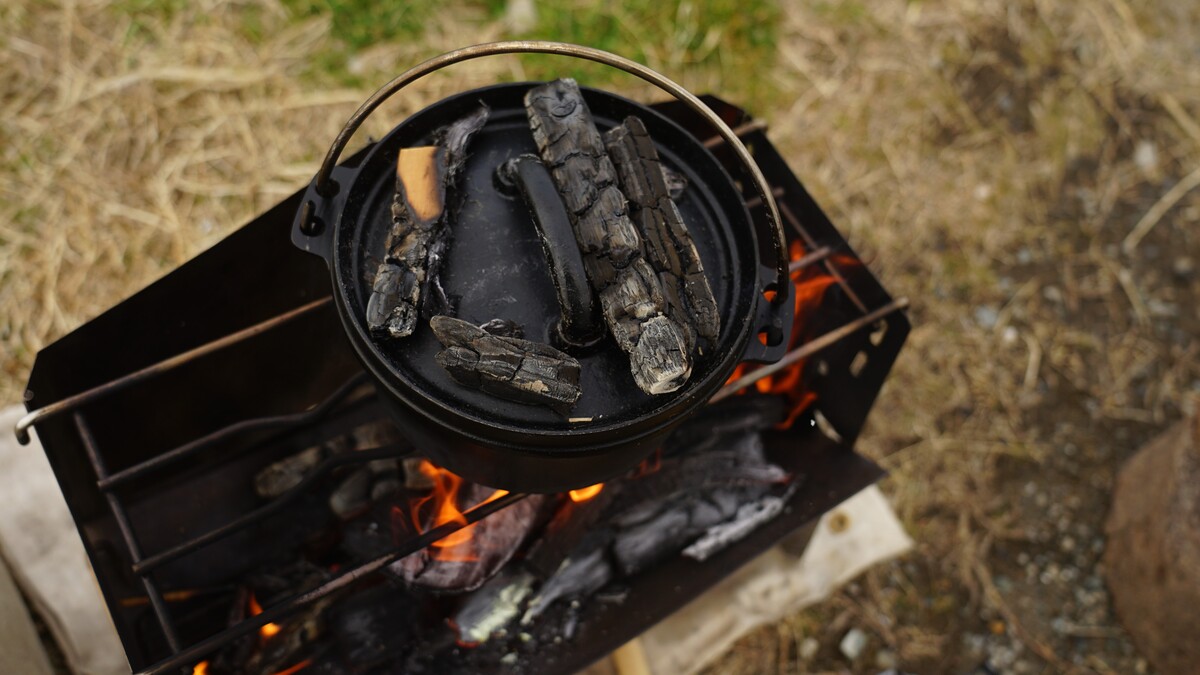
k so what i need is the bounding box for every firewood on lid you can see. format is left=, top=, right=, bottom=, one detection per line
left=430, top=315, right=581, bottom=413
left=366, top=105, right=489, bottom=339
left=605, top=115, right=720, bottom=352
left=524, top=79, right=693, bottom=395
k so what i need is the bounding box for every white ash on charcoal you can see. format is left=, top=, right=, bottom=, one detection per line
left=367, top=106, right=489, bottom=339
left=255, top=444, right=325, bottom=499
left=431, top=315, right=582, bottom=413
left=605, top=115, right=720, bottom=353
left=254, top=419, right=406, bottom=501
left=683, top=483, right=798, bottom=562
left=329, top=467, right=373, bottom=520
left=453, top=569, right=537, bottom=644
left=525, top=79, right=695, bottom=395
left=521, top=535, right=613, bottom=625
left=389, top=483, right=548, bottom=593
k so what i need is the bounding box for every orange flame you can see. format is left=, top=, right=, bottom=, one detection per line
left=192, top=662, right=209, bottom=675
left=408, top=461, right=507, bottom=561
left=248, top=594, right=282, bottom=639
left=568, top=483, right=604, bottom=502
left=727, top=241, right=857, bottom=427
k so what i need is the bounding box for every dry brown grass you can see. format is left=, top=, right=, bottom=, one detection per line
left=3, top=0, right=1199, bottom=673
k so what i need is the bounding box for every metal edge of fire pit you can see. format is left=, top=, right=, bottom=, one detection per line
left=21, top=97, right=909, bottom=672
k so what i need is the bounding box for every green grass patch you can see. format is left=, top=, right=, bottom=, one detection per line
left=490, top=0, right=782, bottom=105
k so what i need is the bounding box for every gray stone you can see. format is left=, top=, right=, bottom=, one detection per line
left=839, top=627, right=869, bottom=661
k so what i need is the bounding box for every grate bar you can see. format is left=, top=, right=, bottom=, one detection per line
left=702, top=119, right=769, bottom=149
left=133, top=444, right=413, bottom=575
left=789, top=246, right=834, bottom=273
left=712, top=297, right=910, bottom=402
left=75, top=413, right=183, bottom=652
left=743, top=188, right=868, bottom=313
left=99, top=372, right=373, bottom=490
left=137, top=491, right=530, bottom=675
left=778, top=199, right=869, bottom=313
left=15, top=297, right=333, bottom=445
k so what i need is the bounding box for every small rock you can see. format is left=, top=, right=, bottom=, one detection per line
left=1042, top=285, right=1064, bottom=304
left=1173, top=256, right=1195, bottom=278
left=1134, top=140, right=1158, bottom=173
left=875, top=649, right=898, bottom=669
left=974, top=306, right=1000, bottom=329
left=1002, top=326, right=1019, bottom=346
left=839, top=628, right=869, bottom=661
left=799, top=637, right=820, bottom=661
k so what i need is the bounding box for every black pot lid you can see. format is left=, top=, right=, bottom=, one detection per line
left=334, top=84, right=758, bottom=432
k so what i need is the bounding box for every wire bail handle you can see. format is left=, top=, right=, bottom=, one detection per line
left=309, top=40, right=790, bottom=301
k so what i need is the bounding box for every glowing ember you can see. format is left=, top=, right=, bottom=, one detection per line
left=409, top=460, right=507, bottom=561
left=272, top=660, right=312, bottom=675
left=568, top=483, right=603, bottom=502
left=248, top=594, right=282, bottom=639
left=192, top=661, right=208, bottom=675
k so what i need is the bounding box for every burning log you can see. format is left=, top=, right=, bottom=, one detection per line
left=430, top=316, right=582, bottom=412
left=524, top=79, right=693, bottom=395
left=390, top=467, right=546, bottom=593
left=605, top=115, right=720, bottom=352
left=366, top=106, right=489, bottom=339
left=521, top=413, right=793, bottom=624
left=523, top=484, right=616, bottom=579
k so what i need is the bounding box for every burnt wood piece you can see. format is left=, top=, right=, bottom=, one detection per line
left=453, top=569, right=537, bottom=644
left=389, top=485, right=545, bottom=592
left=430, top=316, right=582, bottom=412
left=523, top=487, right=619, bottom=579
left=605, top=115, right=720, bottom=352
left=521, top=427, right=791, bottom=625
left=366, top=106, right=489, bottom=339
left=524, top=79, right=692, bottom=394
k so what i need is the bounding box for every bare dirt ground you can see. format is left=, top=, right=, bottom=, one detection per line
left=2, top=1, right=1198, bottom=673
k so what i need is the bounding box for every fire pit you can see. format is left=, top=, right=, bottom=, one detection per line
left=16, top=43, right=908, bottom=675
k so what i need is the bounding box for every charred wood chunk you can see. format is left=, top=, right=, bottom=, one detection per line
left=453, top=569, right=536, bottom=644
left=524, top=486, right=618, bottom=579
left=389, top=486, right=545, bottom=592
left=605, top=115, right=720, bottom=351
left=430, top=315, right=581, bottom=412
left=367, top=106, right=489, bottom=339
left=525, top=79, right=692, bottom=395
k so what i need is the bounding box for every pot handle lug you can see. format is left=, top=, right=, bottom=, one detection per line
left=739, top=263, right=796, bottom=364
left=292, top=164, right=357, bottom=263
left=304, top=41, right=791, bottom=308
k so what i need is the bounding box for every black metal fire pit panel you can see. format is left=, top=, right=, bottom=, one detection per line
left=21, top=97, right=907, bottom=673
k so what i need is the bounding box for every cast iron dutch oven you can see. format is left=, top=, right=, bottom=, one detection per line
left=292, top=42, right=794, bottom=493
